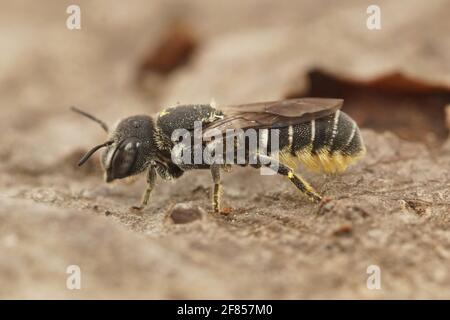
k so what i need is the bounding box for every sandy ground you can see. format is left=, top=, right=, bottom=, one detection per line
left=0, top=0, right=449, bottom=299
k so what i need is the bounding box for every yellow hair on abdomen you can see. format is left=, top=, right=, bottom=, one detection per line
left=279, top=144, right=365, bottom=174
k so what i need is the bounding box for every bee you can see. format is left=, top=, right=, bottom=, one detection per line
left=72, top=98, right=365, bottom=212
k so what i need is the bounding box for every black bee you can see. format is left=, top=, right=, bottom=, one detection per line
left=72, top=98, right=365, bottom=212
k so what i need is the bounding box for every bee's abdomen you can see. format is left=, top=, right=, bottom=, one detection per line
left=278, top=111, right=365, bottom=173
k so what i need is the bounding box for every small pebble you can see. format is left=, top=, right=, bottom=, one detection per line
left=332, top=223, right=353, bottom=237
left=168, top=203, right=204, bottom=224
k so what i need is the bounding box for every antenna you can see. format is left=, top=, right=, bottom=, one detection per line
left=70, top=106, right=109, bottom=132
left=78, top=141, right=113, bottom=166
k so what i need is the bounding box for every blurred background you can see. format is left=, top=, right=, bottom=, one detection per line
left=0, top=0, right=449, bottom=299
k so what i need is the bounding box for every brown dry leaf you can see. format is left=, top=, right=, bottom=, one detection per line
left=137, top=22, right=198, bottom=77
left=286, top=69, right=450, bottom=145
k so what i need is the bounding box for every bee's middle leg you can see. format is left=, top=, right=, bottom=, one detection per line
left=210, top=164, right=222, bottom=212
left=258, top=154, right=322, bottom=202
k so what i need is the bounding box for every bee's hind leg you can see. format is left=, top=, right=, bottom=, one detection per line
left=210, top=164, right=222, bottom=213
left=132, top=166, right=157, bottom=211
left=257, top=154, right=322, bottom=203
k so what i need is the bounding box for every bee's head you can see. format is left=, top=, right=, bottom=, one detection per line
left=72, top=108, right=158, bottom=182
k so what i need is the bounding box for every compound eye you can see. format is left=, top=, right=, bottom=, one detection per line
left=110, top=139, right=139, bottom=179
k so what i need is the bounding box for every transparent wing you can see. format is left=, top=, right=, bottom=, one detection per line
left=203, top=98, right=343, bottom=140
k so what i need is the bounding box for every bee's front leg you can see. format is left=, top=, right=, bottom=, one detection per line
left=210, top=164, right=222, bottom=213
left=132, top=166, right=157, bottom=211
